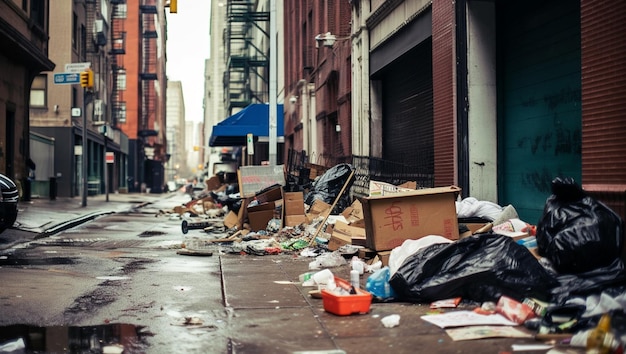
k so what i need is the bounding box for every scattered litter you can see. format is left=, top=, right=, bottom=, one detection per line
left=381, top=314, right=400, bottom=328
left=171, top=316, right=204, bottom=326
left=445, top=326, right=533, bottom=341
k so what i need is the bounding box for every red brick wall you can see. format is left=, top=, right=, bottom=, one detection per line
left=580, top=0, right=626, bottom=185
left=431, top=1, right=456, bottom=186
left=580, top=0, right=626, bottom=231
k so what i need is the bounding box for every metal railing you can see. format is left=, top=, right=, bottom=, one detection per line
left=286, top=148, right=434, bottom=198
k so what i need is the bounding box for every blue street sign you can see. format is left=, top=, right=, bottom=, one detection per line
left=53, top=72, right=81, bottom=85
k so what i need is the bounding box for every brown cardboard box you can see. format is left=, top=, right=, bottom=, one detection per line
left=307, top=199, right=332, bottom=216
left=377, top=251, right=392, bottom=266
left=204, top=175, right=222, bottom=191
left=328, top=230, right=352, bottom=251
left=333, top=220, right=366, bottom=246
left=224, top=211, right=239, bottom=229
left=341, top=199, right=364, bottom=223
left=247, top=201, right=277, bottom=231
left=361, top=186, right=461, bottom=251
left=283, top=191, right=305, bottom=226
left=328, top=220, right=367, bottom=250
left=285, top=199, right=305, bottom=215
left=255, top=186, right=283, bottom=204
left=285, top=215, right=307, bottom=227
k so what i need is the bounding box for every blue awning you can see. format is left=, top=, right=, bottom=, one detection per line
left=209, top=103, right=284, bottom=147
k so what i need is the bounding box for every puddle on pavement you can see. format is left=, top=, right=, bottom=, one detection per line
left=0, top=323, right=151, bottom=353
left=0, top=256, right=74, bottom=266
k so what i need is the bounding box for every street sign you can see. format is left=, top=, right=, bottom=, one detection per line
left=53, top=72, right=81, bottom=85
left=106, top=152, right=114, bottom=164
left=64, top=62, right=91, bottom=73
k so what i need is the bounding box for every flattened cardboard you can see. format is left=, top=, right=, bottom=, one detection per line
left=361, top=186, right=461, bottom=251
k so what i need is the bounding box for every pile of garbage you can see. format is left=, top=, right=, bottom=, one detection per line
left=161, top=164, right=626, bottom=351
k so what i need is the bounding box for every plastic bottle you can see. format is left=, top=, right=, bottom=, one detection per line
left=365, top=266, right=396, bottom=299
left=586, top=313, right=621, bottom=354
left=350, top=269, right=360, bottom=290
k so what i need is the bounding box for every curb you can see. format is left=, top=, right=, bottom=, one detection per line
left=34, top=211, right=116, bottom=239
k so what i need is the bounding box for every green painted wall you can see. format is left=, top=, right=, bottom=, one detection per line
left=498, top=0, right=581, bottom=223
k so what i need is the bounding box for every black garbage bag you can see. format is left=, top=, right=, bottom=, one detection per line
left=550, top=258, right=626, bottom=304
left=304, top=163, right=355, bottom=214
left=536, top=177, right=624, bottom=274
left=389, top=233, right=558, bottom=303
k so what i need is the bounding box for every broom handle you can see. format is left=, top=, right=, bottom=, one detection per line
left=309, top=169, right=356, bottom=245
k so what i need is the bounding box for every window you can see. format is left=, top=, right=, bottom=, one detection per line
left=30, top=75, right=47, bottom=107
left=30, top=0, right=45, bottom=29
left=113, top=4, right=127, bottom=19
left=73, top=13, right=78, bottom=50
left=81, top=24, right=87, bottom=60
left=116, top=102, right=127, bottom=123
left=117, top=69, right=127, bottom=90
left=72, top=87, right=78, bottom=108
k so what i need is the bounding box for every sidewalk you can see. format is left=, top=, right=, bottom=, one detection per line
left=0, top=192, right=173, bottom=251
left=16, top=192, right=161, bottom=233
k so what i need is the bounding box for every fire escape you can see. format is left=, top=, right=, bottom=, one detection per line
left=139, top=0, right=164, bottom=193
left=110, top=0, right=126, bottom=127
left=139, top=1, right=158, bottom=142
left=225, top=0, right=270, bottom=113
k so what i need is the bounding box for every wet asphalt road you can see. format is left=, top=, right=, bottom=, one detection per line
left=0, top=193, right=583, bottom=353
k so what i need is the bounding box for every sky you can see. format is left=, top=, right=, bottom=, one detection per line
left=165, top=1, right=212, bottom=123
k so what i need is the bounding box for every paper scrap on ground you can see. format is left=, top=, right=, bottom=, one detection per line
left=510, top=344, right=555, bottom=351
left=421, top=310, right=518, bottom=328
left=445, top=325, right=533, bottom=341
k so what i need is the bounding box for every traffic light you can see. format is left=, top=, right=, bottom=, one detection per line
left=80, top=69, right=93, bottom=89
left=170, top=0, right=177, bottom=13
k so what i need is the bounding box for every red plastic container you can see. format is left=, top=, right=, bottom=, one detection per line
left=321, top=277, right=373, bottom=316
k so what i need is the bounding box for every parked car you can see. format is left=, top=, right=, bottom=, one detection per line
left=0, top=173, right=19, bottom=234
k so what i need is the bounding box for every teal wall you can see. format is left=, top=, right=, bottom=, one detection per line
left=498, top=0, right=582, bottom=223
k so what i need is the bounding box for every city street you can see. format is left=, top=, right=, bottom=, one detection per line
left=0, top=193, right=581, bottom=353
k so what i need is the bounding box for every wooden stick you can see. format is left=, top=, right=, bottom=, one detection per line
left=309, top=169, right=356, bottom=245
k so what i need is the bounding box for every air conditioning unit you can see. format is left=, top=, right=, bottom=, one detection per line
left=93, top=99, right=105, bottom=122
left=93, top=20, right=107, bottom=46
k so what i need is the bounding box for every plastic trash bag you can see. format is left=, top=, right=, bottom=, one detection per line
left=389, top=233, right=558, bottom=303
left=536, top=177, right=624, bottom=274
left=366, top=266, right=397, bottom=300
left=304, top=163, right=355, bottom=214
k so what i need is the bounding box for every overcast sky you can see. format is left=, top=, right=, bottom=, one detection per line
left=165, top=1, right=212, bottom=123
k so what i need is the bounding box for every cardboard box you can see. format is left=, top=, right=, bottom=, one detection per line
left=332, top=220, right=366, bottom=246
left=255, top=186, right=283, bottom=204
left=361, top=186, right=461, bottom=251
left=247, top=201, right=277, bottom=231
left=285, top=199, right=305, bottom=215
left=341, top=199, right=364, bottom=223
left=328, top=230, right=352, bottom=251
left=204, top=175, right=222, bottom=191
left=369, top=180, right=416, bottom=196
left=285, top=215, right=307, bottom=227
left=377, top=251, right=391, bottom=266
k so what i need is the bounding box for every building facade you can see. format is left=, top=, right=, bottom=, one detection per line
left=283, top=0, right=626, bottom=224
left=0, top=0, right=55, bottom=198
left=283, top=1, right=353, bottom=164
left=165, top=80, right=187, bottom=185
left=352, top=0, right=626, bottom=223
left=117, top=0, right=168, bottom=193
left=30, top=0, right=130, bottom=199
